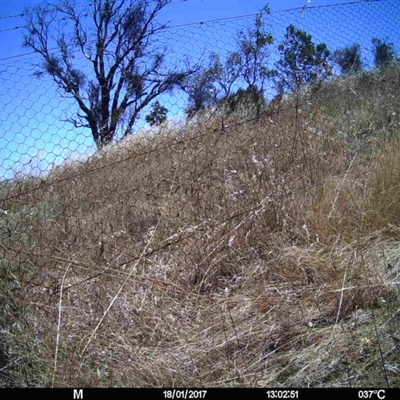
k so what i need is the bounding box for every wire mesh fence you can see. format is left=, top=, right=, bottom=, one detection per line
left=1, top=0, right=400, bottom=387
left=1, top=0, right=398, bottom=230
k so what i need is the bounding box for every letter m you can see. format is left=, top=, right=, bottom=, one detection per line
left=73, top=389, right=83, bottom=399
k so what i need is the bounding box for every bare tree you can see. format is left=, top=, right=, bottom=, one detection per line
left=23, top=0, right=195, bottom=150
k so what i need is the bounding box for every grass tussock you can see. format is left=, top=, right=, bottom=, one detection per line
left=1, top=64, right=400, bottom=387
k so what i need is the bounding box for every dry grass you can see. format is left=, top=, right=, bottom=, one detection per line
left=1, top=64, right=400, bottom=387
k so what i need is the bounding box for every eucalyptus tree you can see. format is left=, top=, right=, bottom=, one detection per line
left=23, top=0, right=195, bottom=149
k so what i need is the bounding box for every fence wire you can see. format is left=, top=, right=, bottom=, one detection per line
left=0, top=0, right=400, bottom=386
left=0, top=2, right=398, bottom=255
left=0, top=0, right=398, bottom=270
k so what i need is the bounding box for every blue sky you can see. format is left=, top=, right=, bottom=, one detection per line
left=0, top=0, right=399, bottom=180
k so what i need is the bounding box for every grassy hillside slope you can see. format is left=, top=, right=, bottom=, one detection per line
left=1, top=63, right=400, bottom=387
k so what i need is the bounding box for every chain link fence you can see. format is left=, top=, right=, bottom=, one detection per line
left=1, top=0, right=400, bottom=387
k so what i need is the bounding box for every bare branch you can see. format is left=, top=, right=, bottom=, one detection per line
left=22, top=0, right=192, bottom=150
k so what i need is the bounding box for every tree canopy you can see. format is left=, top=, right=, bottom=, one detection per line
left=184, top=8, right=274, bottom=118
left=333, top=44, right=363, bottom=75
left=372, top=38, right=397, bottom=68
left=23, top=0, right=195, bottom=149
left=276, top=24, right=331, bottom=93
